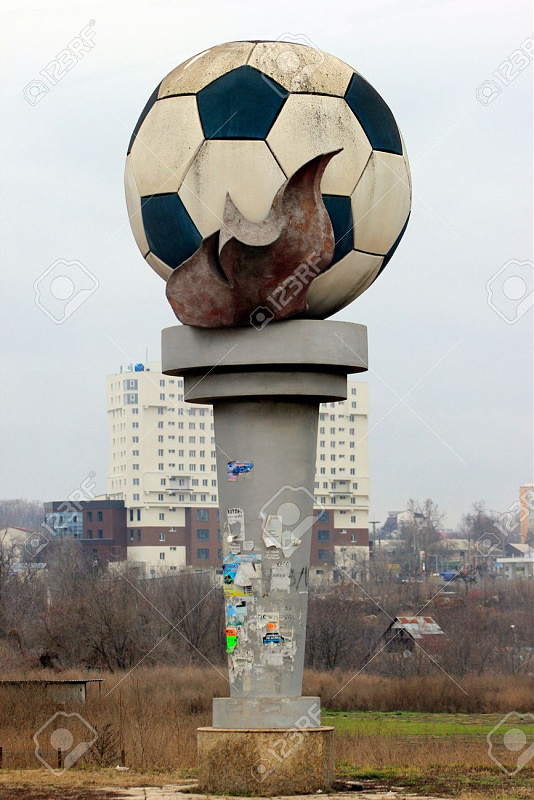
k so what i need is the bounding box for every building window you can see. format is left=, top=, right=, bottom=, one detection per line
left=97, top=511, right=103, bottom=522
left=129, top=530, right=134, bottom=541
left=98, top=530, right=103, bottom=539
left=197, top=509, right=209, bottom=521
left=317, top=510, right=329, bottom=523
left=158, top=463, right=164, bottom=470
left=350, top=534, right=357, bottom=542
left=87, top=530, right=93, bottom=539
left=159, top=533, right=165, bottom=541
left=133, top=478, right=139, bottom=485
left=133, top=464, right=139, bottom=471
left=87, top=511, right=92, bottom=522
left=159, top=513, right=165, bottom=521
left=197, top=529, right=209, bottom=540
left=318, top=549, right=331, bottom=562
left=161, top=479, right=166, bottom=486
left=132, top=450, right=139, bottom=456
left=129, top=509, right=134, bottom=522
left=137, top=530, right=141, bottom=541
left=318, top=530, right=330, bottom=541
left=159, top=552, right=165, bottom=560
left=170, top=546, right=176, bottom=551
left=158, top=493, right=164, bottom=502
left=197, top=548, right=210, bottom=560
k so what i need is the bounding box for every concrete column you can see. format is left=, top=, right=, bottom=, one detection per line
left=162, top=319, right=367, bottom=792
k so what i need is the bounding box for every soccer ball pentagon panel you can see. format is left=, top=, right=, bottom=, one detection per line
left=125, top=41, right=411, bottom=318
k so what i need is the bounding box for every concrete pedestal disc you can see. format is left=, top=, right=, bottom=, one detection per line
left=197, top=726, right=335, bottom=795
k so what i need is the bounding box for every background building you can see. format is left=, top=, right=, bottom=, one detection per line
left=43, top=500, right=127, bottom=562
left=105, top=363, right=370, bottom=574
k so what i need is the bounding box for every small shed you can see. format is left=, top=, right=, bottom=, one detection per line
left=0, top=678, right=103, bottom=704
left=381, top=615, right=445, bottom=654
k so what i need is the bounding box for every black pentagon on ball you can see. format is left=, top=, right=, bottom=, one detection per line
left=322, top=195, right=354, bottom=268
left=196, top=65, right=289, bottom=139
left=141, top=193, right=201, bottom=269
left=345, top=73, right=402, bottom=155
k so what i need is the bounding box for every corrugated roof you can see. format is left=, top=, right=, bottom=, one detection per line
left=391, top=616, right=444, bottom=638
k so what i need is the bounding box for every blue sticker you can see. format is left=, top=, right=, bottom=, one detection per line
left=227, top=461, right=254, bottom=481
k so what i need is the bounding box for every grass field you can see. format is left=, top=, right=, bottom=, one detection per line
left=0, top=669, right=532, bottom=798
left=323, top=709, right=534, bottom=737
left=329, top=710, right=534, bottom=799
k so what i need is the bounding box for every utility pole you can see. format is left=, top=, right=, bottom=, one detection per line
left=369, top=520, right=381, bottom=554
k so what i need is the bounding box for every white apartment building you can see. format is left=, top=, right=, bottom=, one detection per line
left=106, top=362, right=369, bottom=572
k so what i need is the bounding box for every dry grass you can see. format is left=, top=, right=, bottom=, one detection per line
left=304, top=670, right=534, bottom=713
left=0, top=665, right=532, bottom=782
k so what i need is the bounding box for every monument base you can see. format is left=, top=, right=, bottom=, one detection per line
left=197, top=726, right=334, bottom=796
left=213, top=696, right=321, bottom=729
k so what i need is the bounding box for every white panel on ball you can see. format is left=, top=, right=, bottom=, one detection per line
left=267, top=95, right=372, bottom=196
left=129, top=96, right=204, bottom=196
left=124, top=155, right=150, bottom=257
left=146, top=251, right=173, bottom=281
left=305, top=250, right=383, bottom=317
left=178, top=140, right=286, bottom=237
left=248, top=42, right=353, bottom=97
left=350, top=151, right=411, bottom=255
left=158, top=42, right=255, bottom=97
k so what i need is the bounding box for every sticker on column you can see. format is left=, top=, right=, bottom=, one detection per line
left=227, top=461, right=254, bottom=481
left=231, top=649, right=254, bottom=675
left=263, top=631, right=285, bottom=646
left=226, top=599, right=248, bottom=626
left=270, top=561, right=291, bottom=593
left=227, top=508, right=245, bottom=541
left=257, top=610, right=280, bottom=631
left=223, top=553, right=262, bottom=596
left=225, top=627, right=238, bottom=653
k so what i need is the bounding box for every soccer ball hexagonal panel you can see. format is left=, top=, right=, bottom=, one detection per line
left=158, top=41, right=255, bottom=98
left=178, top=140, right=286, bottom=238
left=267, top=94, right=372, bottom=196
left=306, top=250, right=383, bottom=317
left=129, top=95, right=204, bottom=196
left=248, top=41, right=354, bottom=96
left=351, top=151, right=411, bottom=255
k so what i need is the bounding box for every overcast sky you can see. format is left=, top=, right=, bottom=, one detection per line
left=1, top=0, right=532, bottom=528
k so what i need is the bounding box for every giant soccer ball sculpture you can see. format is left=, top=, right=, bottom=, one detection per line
left=125, top=41, right=411, bottom=322
left=125, top=41, right=411, bottom=795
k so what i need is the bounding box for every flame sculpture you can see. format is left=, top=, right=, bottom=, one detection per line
left=166, top=150, right=341, bottom=328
